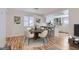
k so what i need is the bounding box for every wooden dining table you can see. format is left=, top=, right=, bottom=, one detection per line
left=30, top=29, right=44, bottom=40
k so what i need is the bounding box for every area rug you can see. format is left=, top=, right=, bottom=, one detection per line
left=25, top=38, right=48, bottom=47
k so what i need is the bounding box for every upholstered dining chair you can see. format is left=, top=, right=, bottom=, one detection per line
left=26, top=27, right=31, bottom=31
left=39, top=29, right=48, bottom=44
left=25, top=30, right=34, bottom=45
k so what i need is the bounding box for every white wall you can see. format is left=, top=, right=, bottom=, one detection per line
left=6, top=9, right=44, bottom=37
left=69, top=8, right=79, bottom=36
left=0, top=9, right=6, bottom=47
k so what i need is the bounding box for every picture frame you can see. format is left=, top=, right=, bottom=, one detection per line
left=14, top=16, right=21, bottom=24
left=36, top=18, right=41, bottom=23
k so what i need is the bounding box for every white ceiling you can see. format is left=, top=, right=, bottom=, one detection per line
left=13, top=8, right=66, bottom=15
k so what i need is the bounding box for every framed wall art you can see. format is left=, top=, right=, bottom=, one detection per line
left=14, top=16, right=21, bottom=24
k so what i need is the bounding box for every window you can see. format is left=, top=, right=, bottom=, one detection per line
left=63, top=17, right=69, bottom=24
left=24, top=16, right=34, bottom=27
left=46, top=15, right=54, bottom=23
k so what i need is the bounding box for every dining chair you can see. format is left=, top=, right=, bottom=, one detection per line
left=39, top=29, right=48, bottom=44
left=25, top=30, right=34, bottom=45
left=40, top=26, right=45, bottom=30
left=26, top=27, right=31, bottom=30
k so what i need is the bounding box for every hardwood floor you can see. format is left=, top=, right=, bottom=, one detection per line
left=6, top=36, right=25, bottom=50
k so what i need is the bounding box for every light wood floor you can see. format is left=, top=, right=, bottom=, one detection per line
left=23, top=33, right=79, bottom=50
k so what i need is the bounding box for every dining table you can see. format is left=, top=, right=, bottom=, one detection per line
left=29, top=28, right=44, bottom=40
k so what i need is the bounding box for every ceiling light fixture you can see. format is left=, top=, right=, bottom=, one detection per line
left=34, top=8, right=39, bottom=10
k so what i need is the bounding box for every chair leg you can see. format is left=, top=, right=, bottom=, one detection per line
left=28, top=39, right=29, bottom=45
left=44, top=37, right=48, bottom=44
left=43, top=38, right=45, bottom=44
left=46, top=37, right=48, bottom=43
